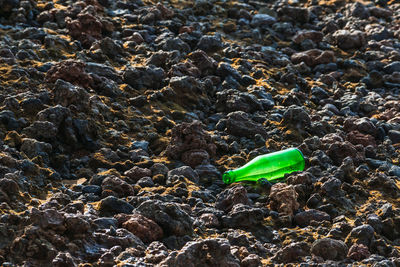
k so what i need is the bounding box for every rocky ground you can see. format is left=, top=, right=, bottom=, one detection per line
left=0, top=0, right=399, bottom=266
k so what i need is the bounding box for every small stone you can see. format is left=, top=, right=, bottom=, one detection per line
left=165, top=121, right=216, bottom=165
left=295, top=209, right=331, bottom=227
left=45, top=60, right=93, bottom=88
left=199, top=213, right=220, bottom=228
left=281, top=105, right=311, bottom=128
left=293, top=31, right=323, bottom=44
left=124, top=166, right=152, bottom=183
left=225, top=111, right=267, bottom=138
left=196, top=34, right=223, bottom=52
left=136, top=200, right=193, bottom=236
left=345, top=224, right=375, bottom=247
left=159, top=238, right=240, bottom=266
left=347, top=243, right=371, bottom=261
left=215, top=185, right=250, bottom=213
left=101, top=176, right=134, bottom=197
left=311, top=238, right=348, bottom=260
left=123, top=66, right=165, bottom=90
left=116, top=213, right=163, bottom=243
left=269, top=183, right=299, bottom=216
left=168, top=166, right=199, bottom=184
left=388, top=130, right=400, bottom=144
left=99, top=196, right=134, bottom=216
left=250, top=14, right=276, bottom=28
left=333, top=30, right=366, bottom=50
left=272, top=242, right=310, bottom=263
left=241, top=254, right=261, bottom=267
left=136, top=177, right=154, bottom=187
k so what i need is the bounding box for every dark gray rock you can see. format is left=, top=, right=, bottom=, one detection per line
left=225, top=111, right=267, bottom=138
left=216, top=185, right=250, bottom=213
left=272, top=242, right=310, bottom=263
left=333, top=30, right=366, bottom=50
left=383, top=62, right=400, bottom=74
left=123, top=66, right=165, bottom=90
left=136, top=176, right=154, bottom=187
left=311, top=238, right=348, bottom=260
left=159, top=238, right=240, bottom=267
left=281, top=105, right=311, bottom=128
left=346, top=224, right=375, bottom=247
left=168, top=166, right=199, bottom=184
left=295, top=209, right=331, bottom=227
left=37, top=105, right=71, bottom=128
left=136, top=200, right=193, bottom=236
left=388, top=130, right=400, bottom=144
left=82, top=185, right=101, bottom=195
left=221, top=204, right=265, bottom=228
left=99, top=196, right=134, bottom=216
left=22, top=121, right=58, bottom=140
left=196, top=34, right=223, bottom=52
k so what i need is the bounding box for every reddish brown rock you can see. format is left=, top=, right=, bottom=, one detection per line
left=0, top=178, right=19, bottom=196
left=101, top=176, right=134, bottom=197
left=327, top=141, right=365, bottom=165
left=124, top=166, right=152, bottom=183
left=226, top=111, right=267, bottom=138
left=369, top=7, right=392, bottom=19
left=293, top=30, right=323, bottom=44
left=128, top=32, right=145, bottom=44
left=291, top=49, right=335, bottom=67
left=30, top=208, right=65, bottom=230
left=168, top=61, right=201, bottom=78
left=156, top=3, right=174, bottom=19
left=187, top=50, right=218, bottom=76
left=65, top=215, right=90, bottom=235
left=65, top=12, right=103, bottom=48
left=272, top=242, right=310, bottom=263
left=216, top=185, right=250, bottom=212
left=311, top=238, right=348, bottom=260
left=179, top=26, right=195, bottom=34
left=181, top=149, right=210, bottom=168
left=321, top=133, right=344, bottom=145
left=294, top=209, right=331, bottom=227
left=159, top=238, right=240, bottom=266
left=346, top=131, right=376, bottom=147
left=333, top=30, right=366, bottom=50
left=344, top=118, right=377, bottom=136
left=45, top=60, right=93, bottom=88
left=347, top=243, right=370, bottom=261
left=116, top=213, right=164, bottom=243
left=269, top=183, right=299, bottom=216
left=241, top=254, right=261, bottom=267
left=165, top=121, right=216, bottom=167
left=287, top=172, right=313, bottom=185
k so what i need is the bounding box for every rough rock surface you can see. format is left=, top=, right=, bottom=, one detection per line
left=116, top=213, right=163, bottom=243
left=0, top=0, right=399, bottom=265
left=215, top=185, right=250, bottom=213
left=311, top=238, right=348, bottom=260
left=165, top=121, right=216, bottom=167
left=159, top=238, right=240, bottom=266
left=269, top=183, right=299, bottom=216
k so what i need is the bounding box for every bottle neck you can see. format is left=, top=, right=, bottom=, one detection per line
left=222, top=170, right=237, bottom=184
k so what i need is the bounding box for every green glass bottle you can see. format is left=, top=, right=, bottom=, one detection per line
left=222, top=148, right=305, bottom=184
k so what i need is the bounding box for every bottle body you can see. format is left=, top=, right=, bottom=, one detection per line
left=222, top=148, right=305, bottom=184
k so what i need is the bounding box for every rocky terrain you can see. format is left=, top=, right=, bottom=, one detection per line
left=0, top=0, right=399, bottom=266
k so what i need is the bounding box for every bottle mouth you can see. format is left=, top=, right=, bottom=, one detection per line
left=295, top=148, right=305, bottom=160
left=222, top=171, right=234, bottom=184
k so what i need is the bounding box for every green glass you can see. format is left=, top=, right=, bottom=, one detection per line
left=222, top=148, right=305, bottom=184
